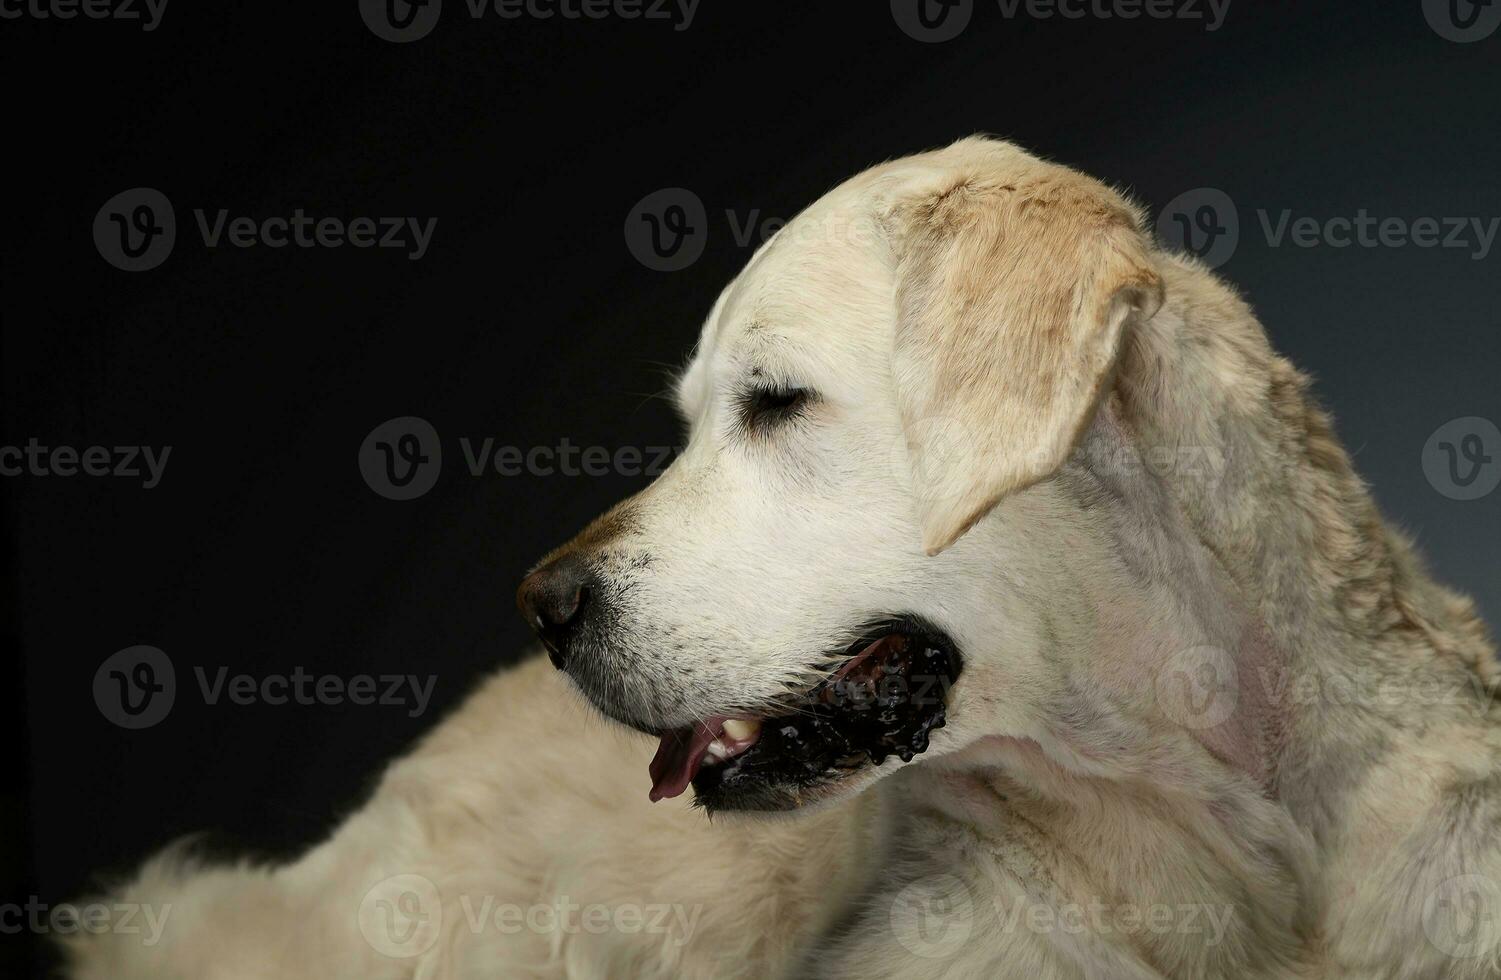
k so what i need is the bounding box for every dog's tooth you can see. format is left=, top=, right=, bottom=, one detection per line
left=723, top=719, right=761, bottom=741
left=705, top=740, right=730, bottom=761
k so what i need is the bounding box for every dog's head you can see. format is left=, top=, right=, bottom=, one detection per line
left=520, top=138, right=1188, bottom=813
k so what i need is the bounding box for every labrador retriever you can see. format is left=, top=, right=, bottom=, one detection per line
left=64, top=137, right=1501, bottom=979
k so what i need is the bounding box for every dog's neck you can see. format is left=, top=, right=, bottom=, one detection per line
left=1114, top=257, right=1498, bottom=844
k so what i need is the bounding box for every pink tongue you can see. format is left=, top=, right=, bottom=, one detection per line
left=648, top=718, right=723, bottom=802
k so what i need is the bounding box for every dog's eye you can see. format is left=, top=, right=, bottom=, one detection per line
left=740, top=386, right=812, bottom=431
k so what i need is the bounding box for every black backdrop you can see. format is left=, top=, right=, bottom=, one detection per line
left=6, top=1, right=1500, bottom=973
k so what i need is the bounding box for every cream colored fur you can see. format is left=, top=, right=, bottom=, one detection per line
left=63, top=138, right=1501, bottom=979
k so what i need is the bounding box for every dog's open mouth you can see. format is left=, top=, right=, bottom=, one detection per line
left=646, top=620, right=962, bottom=811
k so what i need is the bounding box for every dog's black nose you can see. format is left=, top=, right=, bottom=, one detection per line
left=517, top=555, right=593, bottom=670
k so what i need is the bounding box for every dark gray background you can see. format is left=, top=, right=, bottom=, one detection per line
left=4, top=1, right=1499, bottom=973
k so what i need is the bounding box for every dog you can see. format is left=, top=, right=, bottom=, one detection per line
left=62, top=137, right=1501, bottom=979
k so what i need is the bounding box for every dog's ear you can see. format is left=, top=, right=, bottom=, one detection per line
left=884, top=159, right=1163, bottom=555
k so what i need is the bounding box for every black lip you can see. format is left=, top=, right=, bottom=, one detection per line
left=691, top=615, right=963, bottom=813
